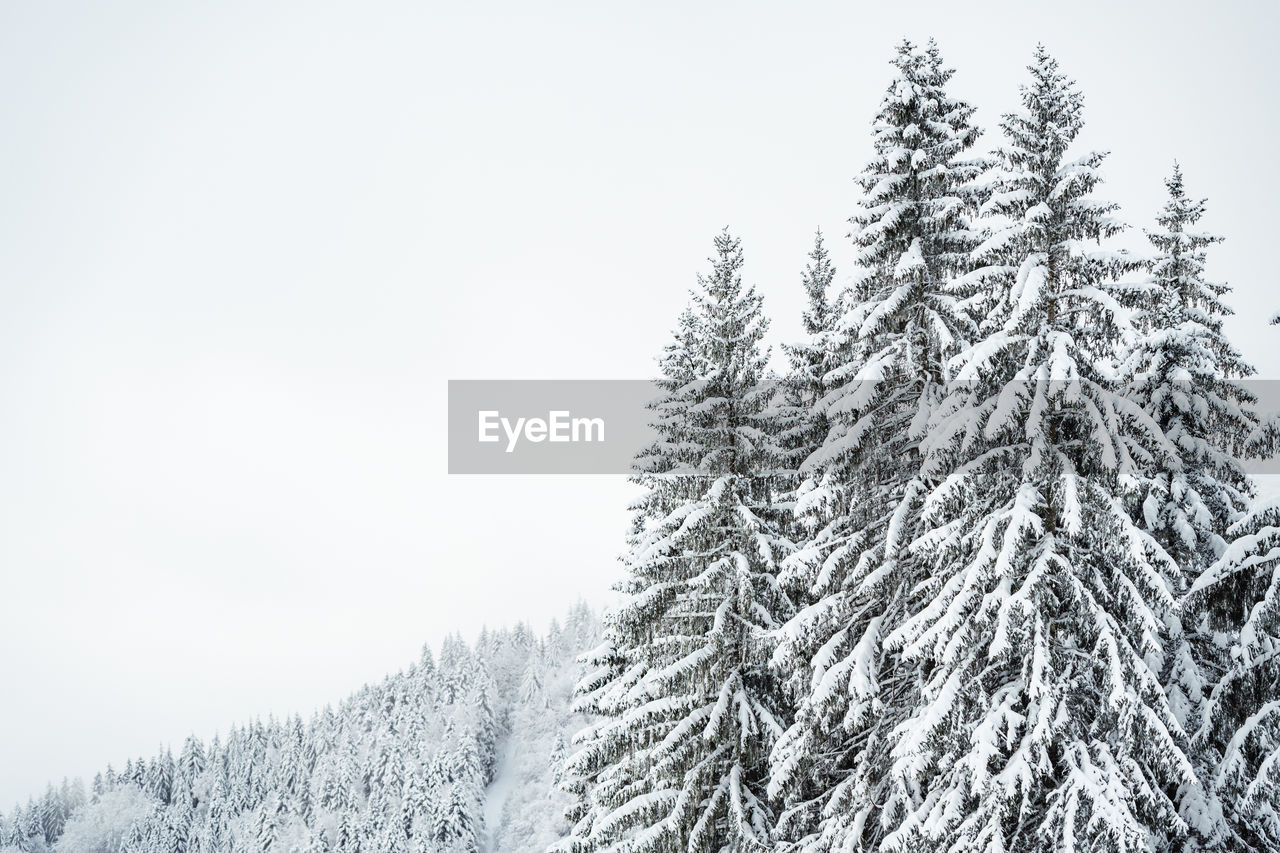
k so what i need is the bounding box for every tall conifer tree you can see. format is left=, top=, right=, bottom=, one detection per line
left=556, top=231, right=793, bottom=852
left=776, top=230, right=841, bottom=547
left=1118, top=165, right=1258, bottom=844
left=882, top=48, right=1198, bottom=853
left=1122, top=165, right=1257, bottom=583
left=769, top=39, right=984, bottom=850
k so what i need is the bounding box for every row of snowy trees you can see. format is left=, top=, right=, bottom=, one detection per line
left=1, top=606, right=602, bottom=853
left=555, top=41, right=1279, bottom=853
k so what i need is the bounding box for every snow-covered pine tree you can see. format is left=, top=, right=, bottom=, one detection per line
left=768, top=38, right=984, bottom=850
left=775, top=229, right=840, bottom=550
left=1118, top=164, right=1258, bottom=844
left=1188, top=498, right=1280, bottom=850
left=520, top=654, right=548, bottom=707
left=1122, top=164, right=1257, bottom=583
left=178, top=735, right=206, bottom=805
left=555, top=230, right=793, bottom=852
left=881, top=47, right=1199, bottom=853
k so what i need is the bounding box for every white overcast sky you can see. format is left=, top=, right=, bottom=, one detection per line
left=2, top=0, right=1277, bottom=809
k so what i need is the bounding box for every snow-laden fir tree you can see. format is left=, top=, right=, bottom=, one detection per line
left=555, top=230, right=793, bottom=852
left=1188, top=498, right=1280, bottom=850
left=880, top=47, right=1200, bottom=853
left=775, top=229, right=840, bottom=551
left=1121, top=164, right=1257, bottom=585
left=1117, top=165, right=1259, bottom=845
left=768, top=38, right=984, bottom=849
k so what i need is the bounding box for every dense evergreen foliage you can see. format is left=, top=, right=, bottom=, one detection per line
left=557, top=40, right=1274, bottom=853
left=555, top=231, right=794, bottom=852
left=769, top=39, right=985, bottom=852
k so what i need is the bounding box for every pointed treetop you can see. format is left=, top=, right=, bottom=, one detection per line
left=1007, top=45, right=1087, bottom=159
left=800, top=229, right=836, bottom=337
left=1155, top=161, right=1215, bottom=239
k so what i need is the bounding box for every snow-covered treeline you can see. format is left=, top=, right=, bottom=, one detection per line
left=0, top=605, right=601, bottom=853
left=555, top=40, right=1279, bottom=853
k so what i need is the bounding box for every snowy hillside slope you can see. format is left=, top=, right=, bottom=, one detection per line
left=0, top=605, right=600, bottom=853
left=479, top=632, right=590, bottom=853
